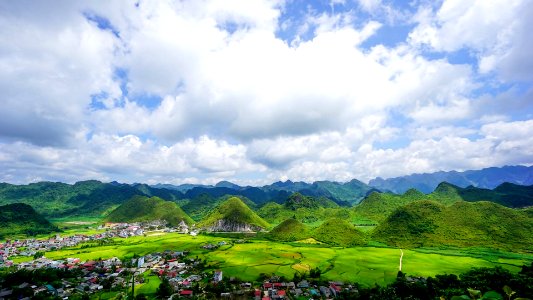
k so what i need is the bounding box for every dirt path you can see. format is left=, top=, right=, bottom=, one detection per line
left=399, top=249, right=404, bottom=271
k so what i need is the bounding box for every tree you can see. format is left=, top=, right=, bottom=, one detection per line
left=156, top=278, right=173, bottom=298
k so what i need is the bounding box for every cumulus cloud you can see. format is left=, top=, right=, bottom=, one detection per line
left=0, top=0, right=532, bottom=184
left=409, top=0, right=533, bottom=82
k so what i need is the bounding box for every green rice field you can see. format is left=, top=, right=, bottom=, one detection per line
left=35, top=232, right=533, bottom=287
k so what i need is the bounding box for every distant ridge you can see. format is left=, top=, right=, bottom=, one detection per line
left=369, top=165, right=533, bottom=194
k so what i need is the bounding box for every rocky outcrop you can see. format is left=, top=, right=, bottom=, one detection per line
left=204, top=219, right=263, bottom=232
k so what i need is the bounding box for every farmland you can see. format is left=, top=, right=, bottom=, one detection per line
left=37, top=232, right=533, bottom=287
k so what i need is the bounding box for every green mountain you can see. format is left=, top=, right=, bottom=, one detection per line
left=312, top=218, right=366, bottom=247
left=284, top=192, right=338, bottom=210
left=257, top=193, right=351, bottom=225
left=372, top=200, right=533, bottom=250
left=0, top=180, right=184, bottom=218
left=178, top=194, right=257, bottom=222
left=268, top=218, right=310, bottom=242
left=353, top=181, right=533, bottom=223
left=198, top=197, right=269, bottom=232
left=0, top=203, right=60, bottom=238
left=106, top=196, right=193, bottom=226
left=311, top=179, right=376, bottom=205
left=352, top=189, right=427, bottom=223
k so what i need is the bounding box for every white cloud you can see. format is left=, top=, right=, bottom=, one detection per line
left=0, top=0, right=532, bottom=185
left=409, top=0, right=533, bottom=81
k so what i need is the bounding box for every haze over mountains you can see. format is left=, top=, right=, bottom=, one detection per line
left=369, top=165, right=533, bottom=194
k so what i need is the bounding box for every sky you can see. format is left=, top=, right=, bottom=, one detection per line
left=0, top=0, right=532, bottom=185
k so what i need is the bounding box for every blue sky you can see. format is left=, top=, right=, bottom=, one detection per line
left=0, top=0, right=532, bottom=185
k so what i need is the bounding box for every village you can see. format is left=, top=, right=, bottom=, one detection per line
left=0, top=222, right=366, bottom=299
left=0, top=250, right=362, bottom=299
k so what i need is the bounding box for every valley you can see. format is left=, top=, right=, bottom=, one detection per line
left=1, top=166, right=533, bottom=299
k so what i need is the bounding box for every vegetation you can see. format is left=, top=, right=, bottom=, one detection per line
left=312, top=218, right=366, bottom=247
left=198, top=197, right=269, bottom=231
left=284, top=192, right=338, bottom=210
left=105, top=195, right=193, bottom=225
left=28, top=232, right=533, bottom=288
left=0, top=203, right=60, bottom=238
left=0, top=180, right=182, bottom=218
left=268, top=218, right=310, bottom=241
left=373, top=200, right=533, bottom=250
left=178, top=194, right=256, bottom=221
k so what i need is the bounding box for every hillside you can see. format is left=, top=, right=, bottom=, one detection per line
left=312, top=218, right=366, bottom=247
left=369, top=165, right=533, bottom=194
left=372, top=200, right=533, bottom=250
left=0, top=180, right=185, bottom=218
left=257, top=193, right=351, bottom=224
left=353, top=181, right=533, bottom=223
left=156, top=179, right=375, bottom=206
left=198, top=197, right=269, bottom=232
left=106, top=196, right=193, bottom=226
left=353, top=189, right=427, bottom=223
left=178, top=194, right=257, bottom=221
left=311, top=179, right=376, bottom=205
left=0, top=203, right=60, bottom=238
left=284, top=192, right=338, bottom=210
left=268, top=218, right=310, bottom=242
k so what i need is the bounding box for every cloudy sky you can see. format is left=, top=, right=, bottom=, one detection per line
left=1, top=0, right=532, bottom=185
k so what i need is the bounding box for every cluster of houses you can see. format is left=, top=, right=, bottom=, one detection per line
left=0, top=223, right=369, bottom=299
left=257, top=278, right=358, bottom=300
left=0, top=249, right=205, bottom=299
left=0, top=221, right=193, bottom=267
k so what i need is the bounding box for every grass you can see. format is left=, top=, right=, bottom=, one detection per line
left=36, top=233, right=533, bottom=288
left=135, top=273, right=161, bottom=297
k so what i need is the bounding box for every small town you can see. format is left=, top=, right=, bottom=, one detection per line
left=0, top=223, right=365, bottom=299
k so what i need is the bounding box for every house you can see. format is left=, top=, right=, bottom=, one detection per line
left=297, top=280, right=309, bottom=288
left=180, top=290, right=193, bottom=297
left=319, top=286, right=331, bottom=298
left=275, top=290, right=286, bottom=299
left=214, top=270, right=223, bottom=282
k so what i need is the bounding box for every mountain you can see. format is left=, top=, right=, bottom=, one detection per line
left=198, top=197, right=269, bottom=232
left=0, top=203, right=60, bottom=238
left=257, top=193, right=351, bottom=224
left=151, top=183, right=212, bottom=193
left=310, top=179, right=376, bottom=205
left=0, top=180, right=185, bottom=218
left=372, top=200, right=533, bottom=251
left=369, top=165, right=533, bottom=194
left=105, top=196, right=193, bottom=226
left=354, top=181, right=533, bottom=223
left=268, top=218, right=310, bottom=242
left=178, top=194, right=257, bottom=221
left=312, top=218, right=366, bottom=247
left=215, top=181, right=242, bottom=189
left=262, top=179, right=374, bottom=205
left=284, top=192, right=338, bottom=210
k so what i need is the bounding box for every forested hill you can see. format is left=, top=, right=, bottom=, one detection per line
left=0, top=181, right=184, bottom=218
left=0, top=203, right=59, bottom=238
left=353, top=181, right=533, bottom=223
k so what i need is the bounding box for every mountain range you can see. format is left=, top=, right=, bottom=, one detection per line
left=0, top=165, right=532, bottom=221
left=369, top=165, right=533, bottom=194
